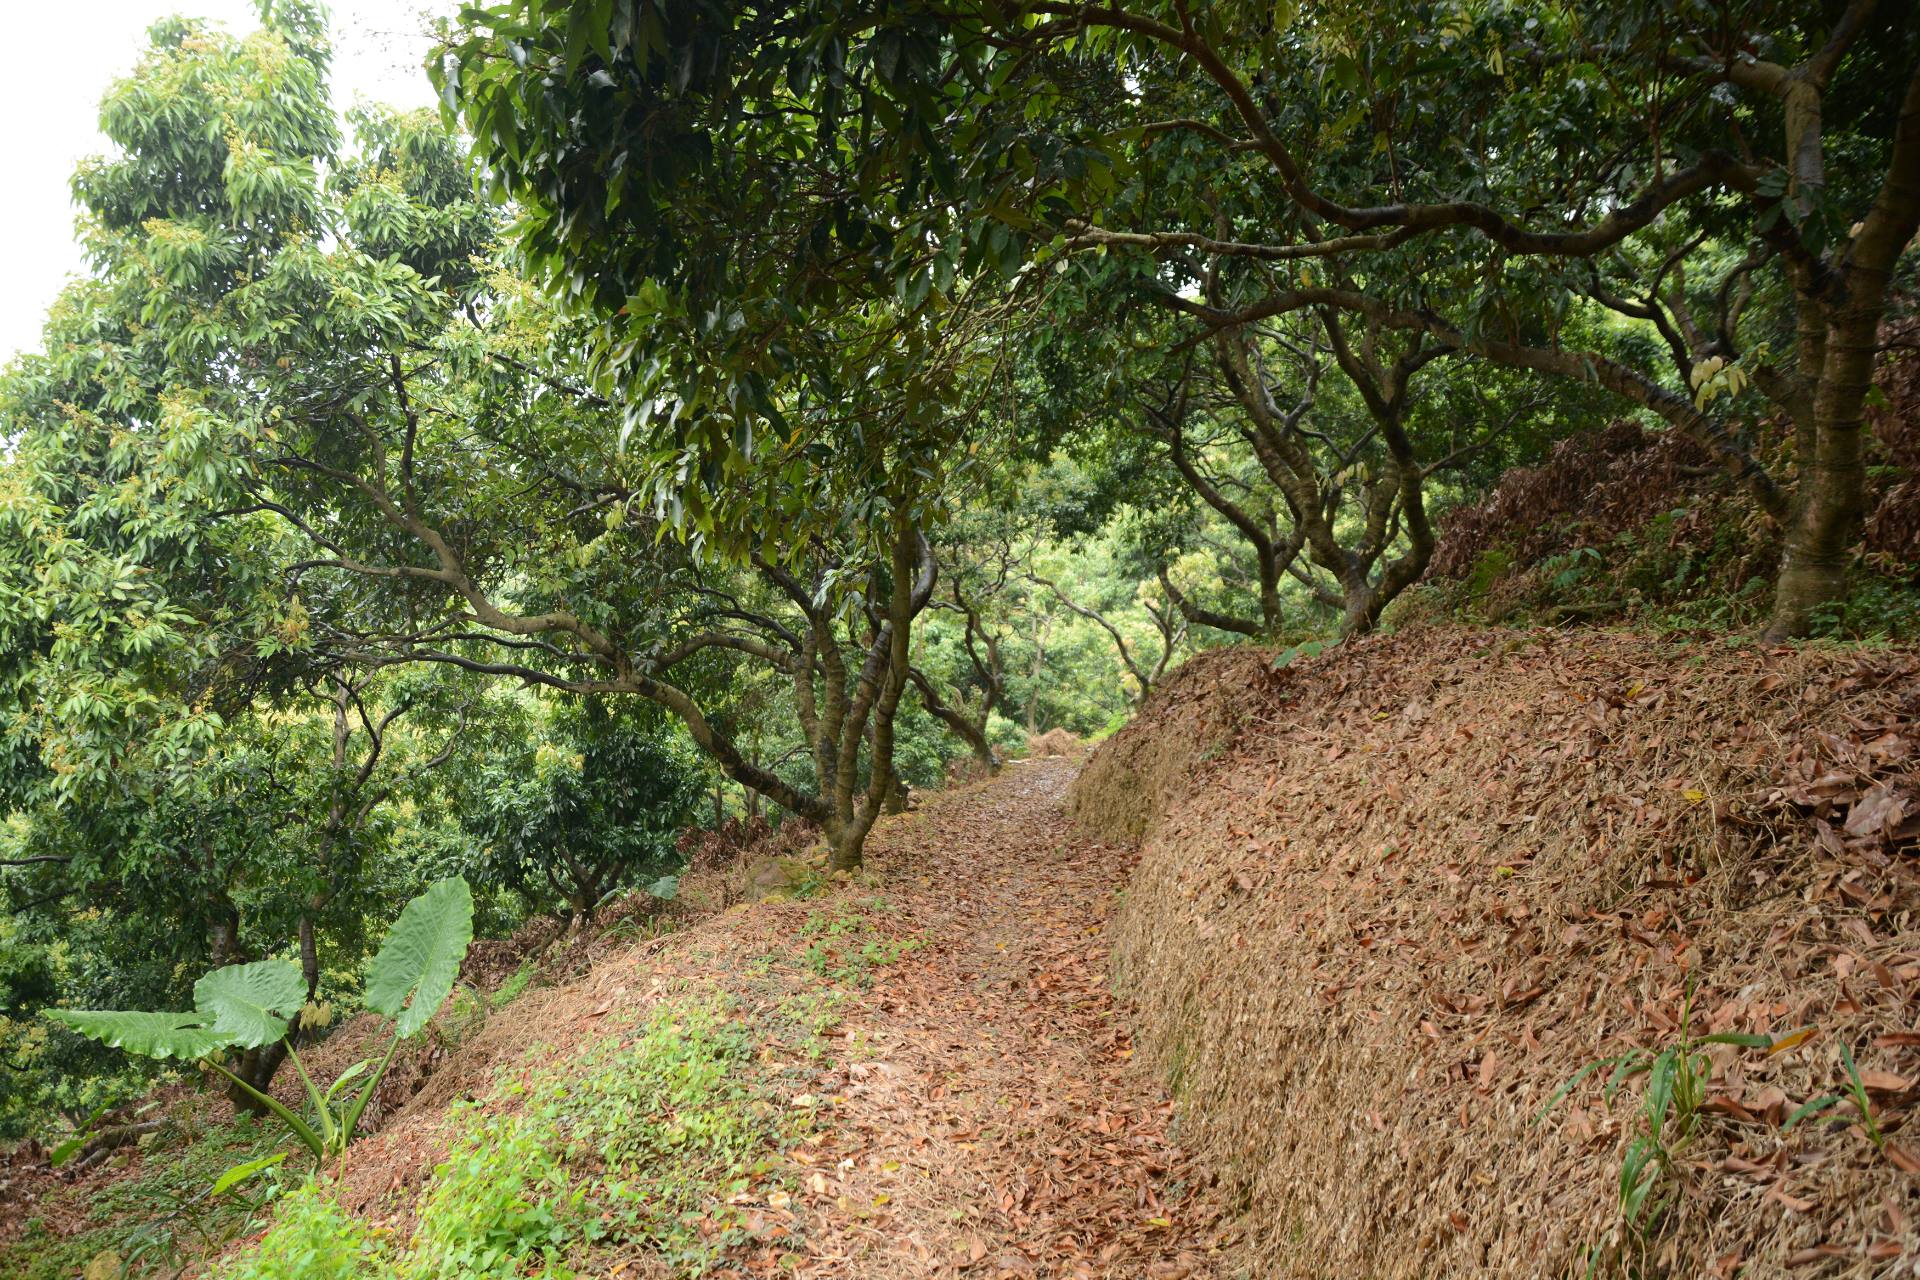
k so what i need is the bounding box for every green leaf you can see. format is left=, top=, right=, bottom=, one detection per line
left=364, top=876, right=474, bottom=1039
left=43, top=1009, right=233, bottom=1061
left=1533, top=1055, right=1617, bottom=1124
left=1697, top=1031, right=1773, bottom=1049
left=324, top=1059, right=373, bottom=1104
left=1782, top=1093, right=1843, bottom=1130
left=193, top=960, right=304, bottom=1049
left=1643, top=1047, right=1677, bottom=1134
left=211, top=1151, right=285, bottom=1197
left=1273, top=638, right=1330, bottom=669
left=1618, top=1135, right=1662, bottom=1225
left=646, top=874, right=680, bottom=900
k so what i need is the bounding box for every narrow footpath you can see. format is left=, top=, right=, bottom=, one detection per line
left=322, top=757, right=1228, bottom=1279
left=770, top=756, right=1227, bottom=1278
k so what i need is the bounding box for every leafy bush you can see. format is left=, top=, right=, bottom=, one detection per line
left=403, top=1108, right=577, bottom=1279
left=45, top=878, right=474, bottom=1164
left=214, top=1181, right=383, bottom=1280
left=464, top=704, right=704, bottom=923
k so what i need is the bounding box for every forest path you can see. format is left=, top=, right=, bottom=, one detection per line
left=770, top=756, right=1227, bottom=1279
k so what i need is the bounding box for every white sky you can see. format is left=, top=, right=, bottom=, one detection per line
left=0, top=2, right=446, bottom=363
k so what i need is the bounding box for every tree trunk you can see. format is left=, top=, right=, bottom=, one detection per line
left=882, top=778, right=910, bottom=813
left=1339, top=585, right=1379, bottom=638
left=1026, top=626, right=1045, bottom=734
left=1768, top=463, right=1861, bottom=640
left=1763, top=306, right=1881, bottom=640
left=298, top=915, right=319, bottom=999
left=208, top=900, right=241, bottom=967
left=907, top=667, right=1000, bottom=772
left=825, top=819, right=864, bottom=873
left=225, top=1042, right=289, bottom=1116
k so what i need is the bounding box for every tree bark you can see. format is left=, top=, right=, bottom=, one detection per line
left=907, top=666, right=1000, bottom=771
left=1764, top=62, right=1920, bottom=638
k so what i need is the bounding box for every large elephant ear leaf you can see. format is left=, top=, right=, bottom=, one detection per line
left=193, top=960, right=306, bottom=1049
left=364, top=876, right=473, bottom=1039
left=44, top=1009, right=234, bottom=1061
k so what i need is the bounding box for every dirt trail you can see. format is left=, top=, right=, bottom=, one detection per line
left=22, top=757, right=1228, bottom=1279
left=773, top=756, right=1227, bottom=1278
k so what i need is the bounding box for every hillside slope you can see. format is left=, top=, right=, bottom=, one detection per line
left=122, top=759, right=1231, bottom=1279
left=1072, top=630, right=1920, bottom=1277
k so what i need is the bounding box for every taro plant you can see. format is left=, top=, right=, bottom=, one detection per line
left=45, top=877, right=474, bottom=1165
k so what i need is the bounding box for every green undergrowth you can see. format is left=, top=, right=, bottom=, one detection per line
left=1404, top=498, right=1920, bottom=642
left=1, top=1106, right=290, bottom=1280
left=2, top=979, right=545, bottom=1280
left=799, top=899, right=922, bottom=989
left=211, top=995, right=814, bottom=1280
left=37, top=899, right=892, bottom=1280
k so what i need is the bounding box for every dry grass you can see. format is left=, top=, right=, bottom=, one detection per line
left=1068, top=647, right=1280, bottom=845
left=1089, top=626, right=1920, bottom=1278
left=1025, top=728, right=1081, bottom=759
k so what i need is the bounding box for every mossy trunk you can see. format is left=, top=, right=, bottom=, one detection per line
left=1765, top=322, right=1874, bottom=640
left=825, top=822, right=864, bottom=872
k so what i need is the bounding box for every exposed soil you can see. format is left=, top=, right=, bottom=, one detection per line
left=773, top=757, right=1227, bottom=1278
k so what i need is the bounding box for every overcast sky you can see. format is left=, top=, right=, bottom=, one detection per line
left=0, top=2, right=444, bottom=363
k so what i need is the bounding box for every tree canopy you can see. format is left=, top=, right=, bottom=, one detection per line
left=2, top=0, right=1917, bottom=1163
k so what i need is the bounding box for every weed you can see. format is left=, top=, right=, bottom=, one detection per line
left=1541, top=545, right=1603, bottom=594
left=777, top=989, right=848, bottom=1061
left=0, top=1218, right=119, bottom=1280
left=47, top=878, right=475, bottom=1168
left=799, top=907, right=921, bottom=988
left=1784, top=1041, right=1885, bottom=1150
left=433, top=986, right=491, bottom=1048
left=91, top=1116, right=290, bottom=1264
left=213, top=1180, right=384, bottom=1280
left=1537, top=988, right=1776, bottom=1253
left=491, top=960, right=538, bottom=1008
left=403, top=1106, right=578, bottom=1278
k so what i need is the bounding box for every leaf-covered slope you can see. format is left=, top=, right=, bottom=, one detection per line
left=1086, top=626, right=1920, bottom=1277
left=194, top=763, right=1225, bottom=1279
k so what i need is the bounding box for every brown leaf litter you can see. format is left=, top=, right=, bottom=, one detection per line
left=1079, top=628, right=1920, bottom=1278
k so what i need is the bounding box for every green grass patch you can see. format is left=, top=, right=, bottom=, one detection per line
left=213, top=1179, right=384, bottom=1280
left=489, top=959, right=538, bottom=1009
left=211, top=996, right=799, bottom=1279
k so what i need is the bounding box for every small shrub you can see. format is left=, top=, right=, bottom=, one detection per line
left=402, top=1108, right=577, bottom=1280
left=800, top=908, right=922, bottom=988
left=46, top=878, right=475, bottom=1166
left=214, top=1180, right=383, bottom=1280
